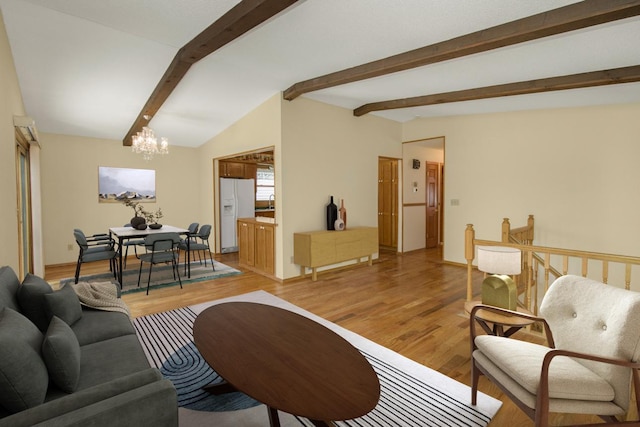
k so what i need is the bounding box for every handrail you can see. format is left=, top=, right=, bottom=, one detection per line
left=465, top=222, right=640, bottom=315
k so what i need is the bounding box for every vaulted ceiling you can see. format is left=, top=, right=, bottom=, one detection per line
left=2, top=0, right=640, bottom=148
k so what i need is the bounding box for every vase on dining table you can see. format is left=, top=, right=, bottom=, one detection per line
left=130, top=216, right=147, bottom=230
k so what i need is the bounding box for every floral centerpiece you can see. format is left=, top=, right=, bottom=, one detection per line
left=121, top=199, right=163, bottom=229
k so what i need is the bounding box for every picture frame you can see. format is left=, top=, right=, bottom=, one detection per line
left=98, top=166, right=156, bottom=203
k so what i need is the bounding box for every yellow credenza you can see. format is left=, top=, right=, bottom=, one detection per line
left=293, top=227, right=378, bottom=281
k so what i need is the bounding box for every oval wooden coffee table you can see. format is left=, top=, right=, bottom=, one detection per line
left=193, top=302, right=380, bottom=427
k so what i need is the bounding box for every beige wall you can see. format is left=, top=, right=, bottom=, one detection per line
left=281, top=97, right=402, bottom=279
left=40, top=133, right=199, bottom=265
left=403, top=103, right=640, bottom=287
left=402, top=139, right=444, bottom=252
left=0, top=9, right=25, bottom=272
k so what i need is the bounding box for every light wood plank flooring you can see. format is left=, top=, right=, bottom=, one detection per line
left=45, top=248, right=608, bottom=426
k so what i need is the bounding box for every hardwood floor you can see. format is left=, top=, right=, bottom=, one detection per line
left=45, top=248, right=609, bottom=426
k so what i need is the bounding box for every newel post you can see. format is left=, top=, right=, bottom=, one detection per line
left=465, top=224, right=475, bottom=302
left=501, top=218, right=510, bottom=243
left=527, top=214, right=535, bottom=243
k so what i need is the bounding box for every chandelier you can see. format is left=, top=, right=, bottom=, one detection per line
left=131, top=123, right=169, bottom=161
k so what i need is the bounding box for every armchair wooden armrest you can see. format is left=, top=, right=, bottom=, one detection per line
left=537, top=349, right=640, bottom=426
left=469, top=303, right=555, bottom=350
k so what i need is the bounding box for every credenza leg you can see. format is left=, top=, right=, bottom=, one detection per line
left=312, top=267, right=317, bottom=281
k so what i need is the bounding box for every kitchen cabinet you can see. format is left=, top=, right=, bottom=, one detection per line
left=255, top=222, right=275, bottom=274
left=238, top=218, right=275, bottom=277
left=220, top=161, right=257, bottom=179
left=238, top=219, right=255, bottom=267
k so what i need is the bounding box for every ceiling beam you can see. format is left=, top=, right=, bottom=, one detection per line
left=124, top=0, right=299, bottom=145
left=283, top=0, right=640, bottom=101
left=353, top=65, right=640, bottom=116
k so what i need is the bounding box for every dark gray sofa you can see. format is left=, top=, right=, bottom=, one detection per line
left=0, top=266, right=178, bottom=426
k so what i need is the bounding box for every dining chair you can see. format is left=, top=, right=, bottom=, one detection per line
left=122, top=223, right=145, bottom=268
left=73, top=229, right=118, bottom=284
left=178, top=224, right=214, bottom=274
left=137, top=232, right=182, bottom=295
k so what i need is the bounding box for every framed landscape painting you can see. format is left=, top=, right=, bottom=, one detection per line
left=98, top=167, right=156, bottom=203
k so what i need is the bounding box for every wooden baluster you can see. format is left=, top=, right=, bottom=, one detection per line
left=526, top=250, right=533, bottom=311
left=501, top=218, right=510, bottom=243
left=465, top=224, right=475, bottom=301
left=602, top=261, right=609, bottom=284
left=625, top=264, right=631, bottom=290
left=533, top=258, right=539, bottom=296
left=581, top=257, right=588, bottom=277
left=562, top=256, right=569, bottom=275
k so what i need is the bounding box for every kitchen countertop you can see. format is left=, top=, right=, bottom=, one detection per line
left=238, top=217, right=276, bottom=225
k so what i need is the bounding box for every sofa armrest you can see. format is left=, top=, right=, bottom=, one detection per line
left=0, top=369, right=177, bottom=427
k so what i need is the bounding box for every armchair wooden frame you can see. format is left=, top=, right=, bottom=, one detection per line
left=470, top=304, right=640, bottom=427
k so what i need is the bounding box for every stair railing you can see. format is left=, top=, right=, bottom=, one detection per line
left=465, top=222, right=640, bottom=316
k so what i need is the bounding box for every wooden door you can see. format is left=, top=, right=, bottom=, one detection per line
left=238, top=220, right=255, bottom=267
left=425, top=162, right=439, bottom=248
left=378, top=158, right=398, bottom=249
left=255, top=223, right=275, bottom=275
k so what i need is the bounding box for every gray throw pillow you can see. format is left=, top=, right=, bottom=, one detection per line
left=17, top=274, right=53, bottom=332
left=0, top=307, right=48, bottom=413
left=42, top=316, right=81, bottom=393
left=43, top=285, right=82, bottom=326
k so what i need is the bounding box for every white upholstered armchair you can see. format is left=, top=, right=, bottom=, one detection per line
left=470, top=275, right=640, bottom=427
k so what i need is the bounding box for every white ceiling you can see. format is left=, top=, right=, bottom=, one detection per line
left=2, top=0, right=640, bottom=147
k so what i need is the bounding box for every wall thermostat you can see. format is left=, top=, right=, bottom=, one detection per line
left=412, top=159, right=420, bottom=169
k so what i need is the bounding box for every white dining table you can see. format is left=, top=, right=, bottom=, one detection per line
left=109, top=225, right=191, bottom=286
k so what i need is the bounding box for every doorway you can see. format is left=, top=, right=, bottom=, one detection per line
left=16, top=134, right=32, bottom=277
left=213, top=148, right=274, bottom=254
left=401, top=137, right=444, bottom=254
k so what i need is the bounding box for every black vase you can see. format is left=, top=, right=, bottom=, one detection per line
left=326, top=196, right=337, bottom=230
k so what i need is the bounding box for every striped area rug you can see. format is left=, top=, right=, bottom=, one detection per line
left=133, top=291, right=501, bottom=427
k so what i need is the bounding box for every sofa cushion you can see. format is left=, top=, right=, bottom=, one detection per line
left=76, top=334, right=151, bottom=391
left=42, top=316, right=81, bottom=393
left=43, top=285, right=82, bottom=326
left=0, top=307, right=49, bottom=413
left=17, top=274, right=53, bottom=332
left=0, top=266, right=21, bottom=312
left=71, top=308, right=135, bottom=346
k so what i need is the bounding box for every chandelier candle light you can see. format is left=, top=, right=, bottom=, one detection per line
left=131, top=116, right=169, bottom=160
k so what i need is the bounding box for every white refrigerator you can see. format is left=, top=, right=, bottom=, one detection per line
left=220, top=178, right=255, bottom=253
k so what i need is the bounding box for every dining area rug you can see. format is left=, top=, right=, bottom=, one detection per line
left=133, top=291, right=502, bottom=427
left=61, top=260, right=241, bottom=294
